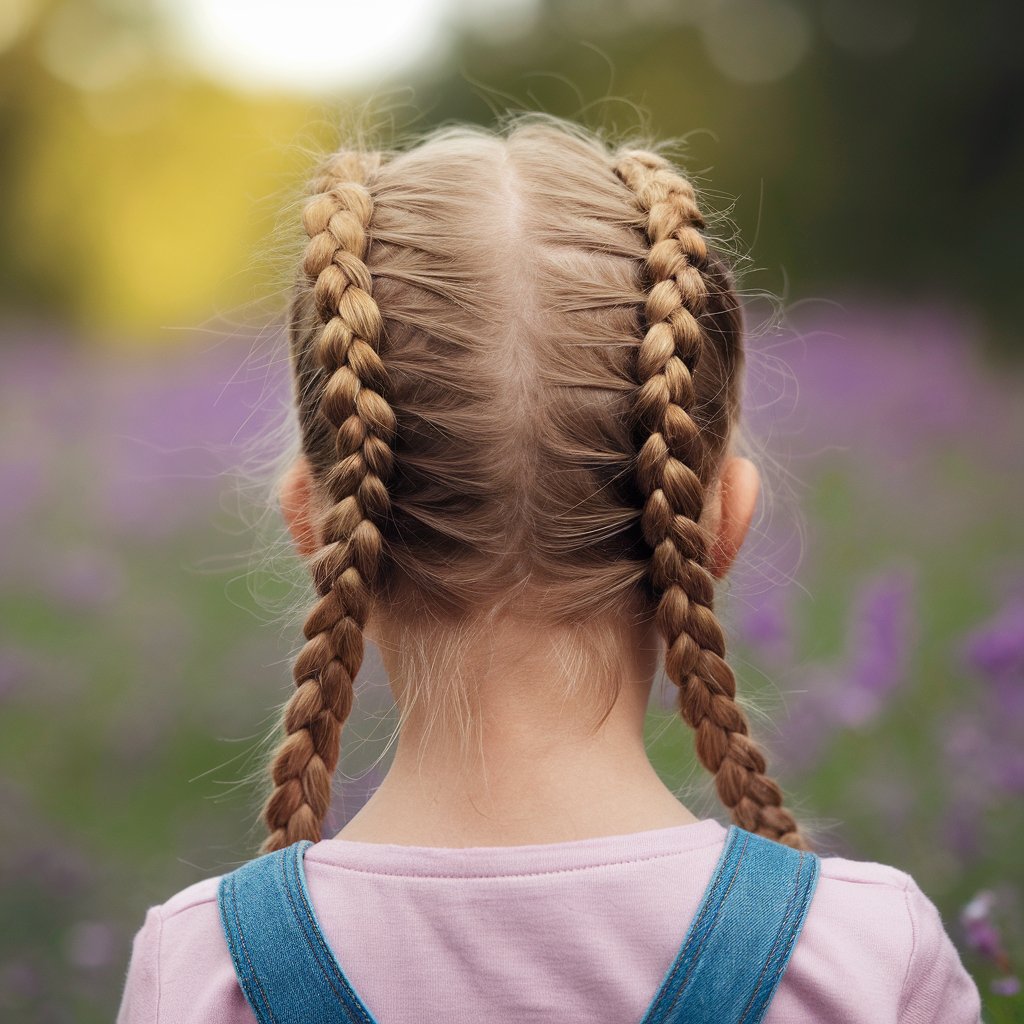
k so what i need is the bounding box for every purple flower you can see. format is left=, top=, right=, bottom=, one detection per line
left=961, top=889, right=1017, bottom=982
left=745, top=303, right=1014, bottom=458
left=842, top=567, right=916, bottom=713
left=0, top=331, right=274, bottom=540
left=991, top=975, right=1021, bottom=996
left=962, top=892, right=1005, bottom=960
left=961, top=599, right=1024, bottom=722
left=770, top=565, right=918, bottom=778
left=945, top=599, right=1024, bottom=802
left=963, top=600, right=1024, bottom=678
left=943, top=710, right=1024, bottom=801
left=736, top=586, right=793, bottom=663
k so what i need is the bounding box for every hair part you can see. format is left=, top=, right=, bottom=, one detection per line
left=258, top=112, right=811, bottom=855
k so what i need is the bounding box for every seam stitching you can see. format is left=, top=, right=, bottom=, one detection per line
left=304, top=839, right=727, bottom=880
left=897, top=877, right=918, bottom=1020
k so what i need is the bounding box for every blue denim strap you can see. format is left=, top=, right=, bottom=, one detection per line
left=640, top=824, right=820, bottom=1024
left=218, top=826, right=817, bottom=1024
left=217, top=840, right=380, bottom=1024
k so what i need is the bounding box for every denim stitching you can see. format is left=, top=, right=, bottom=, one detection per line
left=647, top=827, right=753, bottom=1019
left=763, top=854, right=819, bottom=997
left=278, top=847, right=357, bottom=1018
left=735, top=849, right=806, bottom=1024
left=228, top=872, right=279, bottom=1024
left=736, top=850, right=805, bottom=1023
left=227, top=871, right=280, bottom=1024
left=288, top=845, right=375, bottom=1024
left=742, top=852, right=819, bottom=1024
left=660, top=829, right=751, bottom=1019
left=295, top=849, right=380, bottom=1024
left=641, top=827, right=740, bottom=1021
left=280, top=844, right=377, bottom=1024
left=658, top=829, right=745, bottom=1011
left=217, top=879, right=250, bottom=1011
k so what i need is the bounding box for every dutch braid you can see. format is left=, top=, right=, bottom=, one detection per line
left=260, top=151, right=396, bottom=854
left=612, top=148, right=810, bottom=851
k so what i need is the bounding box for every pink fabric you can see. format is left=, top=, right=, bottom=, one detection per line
left=116, top=817, right=981, bottom=1023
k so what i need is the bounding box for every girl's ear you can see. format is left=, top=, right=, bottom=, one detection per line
left=280, top=456, right=321, bottom=558
left=708, top=456, right=761, bottom=580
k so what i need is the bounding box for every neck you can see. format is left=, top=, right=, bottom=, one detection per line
left=332, top=616, right=700, bottom=847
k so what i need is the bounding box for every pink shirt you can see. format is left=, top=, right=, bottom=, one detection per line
left=116, top=817, right=981, bottom=1023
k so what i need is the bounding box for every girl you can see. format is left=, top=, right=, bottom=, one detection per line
left=116, top=114, right=981, bottom=1023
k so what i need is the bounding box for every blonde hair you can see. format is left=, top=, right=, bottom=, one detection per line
left=259, top=112, right=810, bottom=854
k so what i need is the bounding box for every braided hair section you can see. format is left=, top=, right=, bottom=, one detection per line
left=260, top=152, right=396, bottom=853
left=612, top=148, right=809, bottom=851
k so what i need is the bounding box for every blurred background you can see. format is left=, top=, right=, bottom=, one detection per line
left=1, top=0, right=1022, bottom=1020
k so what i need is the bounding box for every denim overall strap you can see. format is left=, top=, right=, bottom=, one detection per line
left=640, top=824, right=821, bottom=1024
left=217, top=840, right=380, bottom=1024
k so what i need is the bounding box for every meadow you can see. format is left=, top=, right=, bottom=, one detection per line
left=1, top=297, right=1020, bottom=1021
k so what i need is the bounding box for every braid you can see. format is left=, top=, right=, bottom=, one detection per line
left=612, top=148, right=810, bottom=851
left=260, top=152, right=395, bottom=853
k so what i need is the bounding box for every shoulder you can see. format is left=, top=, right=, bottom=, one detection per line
left=810, top=853, right=923, bottom=957
left=782, top=850, right=982, bottom=1024
left=116, top=873, right=255, bottom=1024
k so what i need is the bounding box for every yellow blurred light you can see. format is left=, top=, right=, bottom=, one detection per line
left=0, top=0, right=34, bottom=53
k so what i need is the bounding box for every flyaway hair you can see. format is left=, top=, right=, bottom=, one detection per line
left=261, top=152, right=395, bottom=852
left=612, top=149, right=805, bottom=848
left=259, top=114, right=810, bottom=855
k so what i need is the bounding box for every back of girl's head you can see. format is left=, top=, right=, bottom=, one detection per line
left=262, top=111, right=809, bottom=854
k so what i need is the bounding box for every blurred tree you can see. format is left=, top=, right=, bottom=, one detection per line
left=0, top=0, right=1021, bottom=349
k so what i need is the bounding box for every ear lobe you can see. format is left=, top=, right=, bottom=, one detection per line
left=280, top=457, right=320, bottom=558
left=708, top=456, right=760, bottom=580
